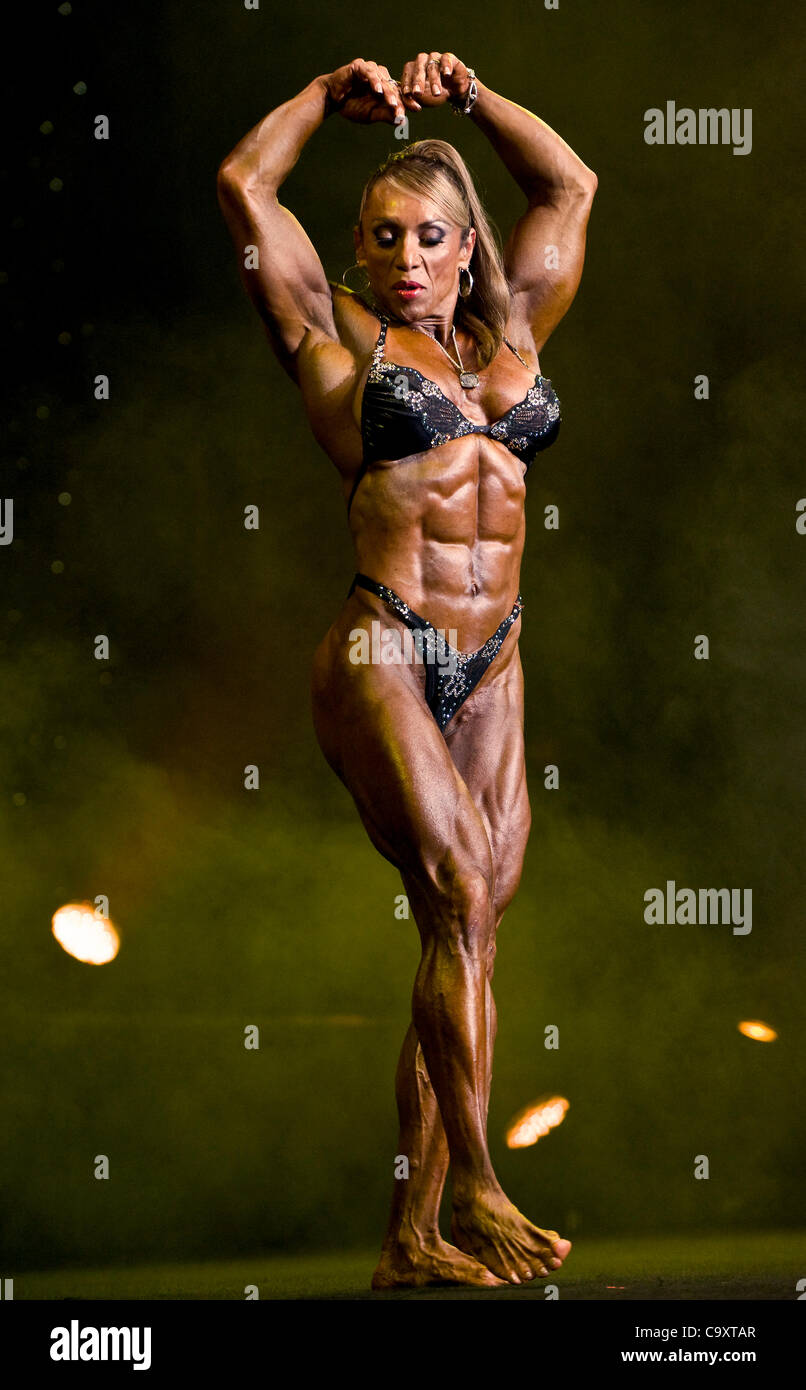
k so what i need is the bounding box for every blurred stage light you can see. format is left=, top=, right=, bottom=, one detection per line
left=506, top=1094, right=569, bottom=1149
left=51, top=902, right=120, bottom=964
left=738, top=1020, right=777, bottom=1042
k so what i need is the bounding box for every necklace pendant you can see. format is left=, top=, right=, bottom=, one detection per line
left=459, top=371, right=480, bottom=389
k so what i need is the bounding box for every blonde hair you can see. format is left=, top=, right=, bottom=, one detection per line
left=357, top=139, right=511, bottom=370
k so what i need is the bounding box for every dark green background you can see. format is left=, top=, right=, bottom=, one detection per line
left=2, top=0, right=804, bottom=1271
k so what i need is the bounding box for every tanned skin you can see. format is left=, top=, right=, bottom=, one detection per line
left=218, top=51, right=596, bottom=1288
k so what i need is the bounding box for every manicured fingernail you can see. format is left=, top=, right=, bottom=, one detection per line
left=412, top=83, right=421, bottom=93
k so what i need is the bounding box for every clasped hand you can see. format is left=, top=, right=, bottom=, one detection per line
left=325, top=53, right=474, bottom=125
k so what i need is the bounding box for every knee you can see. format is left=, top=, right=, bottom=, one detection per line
left=492, top=862, right=524, bottom=924
left=415, top=851, right=495, bottom=957
left=455, top=868, right=493, bottom=946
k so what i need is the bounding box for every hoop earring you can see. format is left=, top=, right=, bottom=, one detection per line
left=342, top=261, right=371, bottom=291
left=459, top=265, right=474, bottom=298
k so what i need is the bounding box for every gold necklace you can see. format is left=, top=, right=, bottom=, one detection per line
left=409, top=322, right=480, bottom=390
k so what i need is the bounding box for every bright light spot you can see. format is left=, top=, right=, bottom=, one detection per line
left=738, top=1019, right=777, bottom=1042
left=506, top=1094, right=569, bottom=1149
left=52, top=903, right=120, bottom=964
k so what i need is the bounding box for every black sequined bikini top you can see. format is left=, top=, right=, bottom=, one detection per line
left=348, top=313, right=561, bottom=515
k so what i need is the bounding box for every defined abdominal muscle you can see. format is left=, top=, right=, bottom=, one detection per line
left=349, top=438, right=527, bottom=548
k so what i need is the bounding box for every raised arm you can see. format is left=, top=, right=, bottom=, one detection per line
left=216, top=61, right=405, bottom=383
left=472, top=82, right=597, bottom=354
left=400, top=54, right=598, bottom=355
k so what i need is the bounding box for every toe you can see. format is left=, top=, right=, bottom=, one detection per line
left=514, top=1247, right=546, bottom=1281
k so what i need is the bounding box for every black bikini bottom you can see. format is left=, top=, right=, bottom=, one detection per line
left=347, top=572, right=523, bottom=732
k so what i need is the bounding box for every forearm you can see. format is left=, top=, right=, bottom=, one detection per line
left=218, top=74, right=332, bottom=196
left=469, top=80, right=596, bottom=204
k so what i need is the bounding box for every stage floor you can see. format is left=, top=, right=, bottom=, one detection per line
left=13, top=1230, right=804, bottom=1300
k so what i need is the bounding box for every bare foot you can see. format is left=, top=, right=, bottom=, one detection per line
left=450, top=1188, right=572, bottom=1284
left=371, top=1232, right=509, bottom=1289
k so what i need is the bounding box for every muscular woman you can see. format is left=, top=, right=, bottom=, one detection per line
left=217, top=52, right=596, bottom=1289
